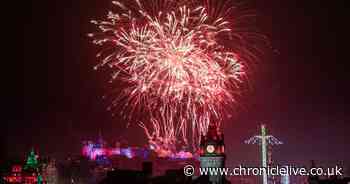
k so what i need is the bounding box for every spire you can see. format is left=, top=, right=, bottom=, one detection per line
left=24, top=148, right=39, bottom=171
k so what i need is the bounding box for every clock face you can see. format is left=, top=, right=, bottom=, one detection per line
left=206, top=145, right=215, bottom=153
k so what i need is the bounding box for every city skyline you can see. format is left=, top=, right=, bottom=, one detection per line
left=5, top=0, right=349, bottom=174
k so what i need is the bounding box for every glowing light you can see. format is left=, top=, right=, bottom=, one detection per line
left=245, top=124, right=283, bottom=184
left=121, top=148, right=134, bottom=158
left=89, top=0, right=265, bottom=154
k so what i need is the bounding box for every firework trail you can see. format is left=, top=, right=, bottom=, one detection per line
left=89, top=0, right=265, bottom=156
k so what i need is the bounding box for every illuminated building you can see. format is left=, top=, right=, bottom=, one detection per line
left=2, top=150, right=55, bottom=184
left=199, top=123, right=228, bottom=184
left=24, top=149, right=39, bottom=172
left=2, top=162, right=39, bottom=183
left=2, top=165, right=23, bottom=183
left=81, top=131, right=193, bottom=164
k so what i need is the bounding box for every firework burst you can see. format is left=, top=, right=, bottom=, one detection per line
left=89, top=0, right=265, bottom=156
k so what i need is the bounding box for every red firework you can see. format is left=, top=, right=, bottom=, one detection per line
left=89, top=0, right=265, bottom=156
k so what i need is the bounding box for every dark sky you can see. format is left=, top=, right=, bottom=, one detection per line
left=7, top=0, right=350, bottom=171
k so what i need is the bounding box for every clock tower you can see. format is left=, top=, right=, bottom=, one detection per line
left=199, top=123, right=227, bottom=184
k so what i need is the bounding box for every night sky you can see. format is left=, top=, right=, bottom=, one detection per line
left=6, top=0, right=349, bottom=172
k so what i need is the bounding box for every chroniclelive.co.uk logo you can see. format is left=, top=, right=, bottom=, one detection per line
left=183, top=165, right=343, bottom=177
